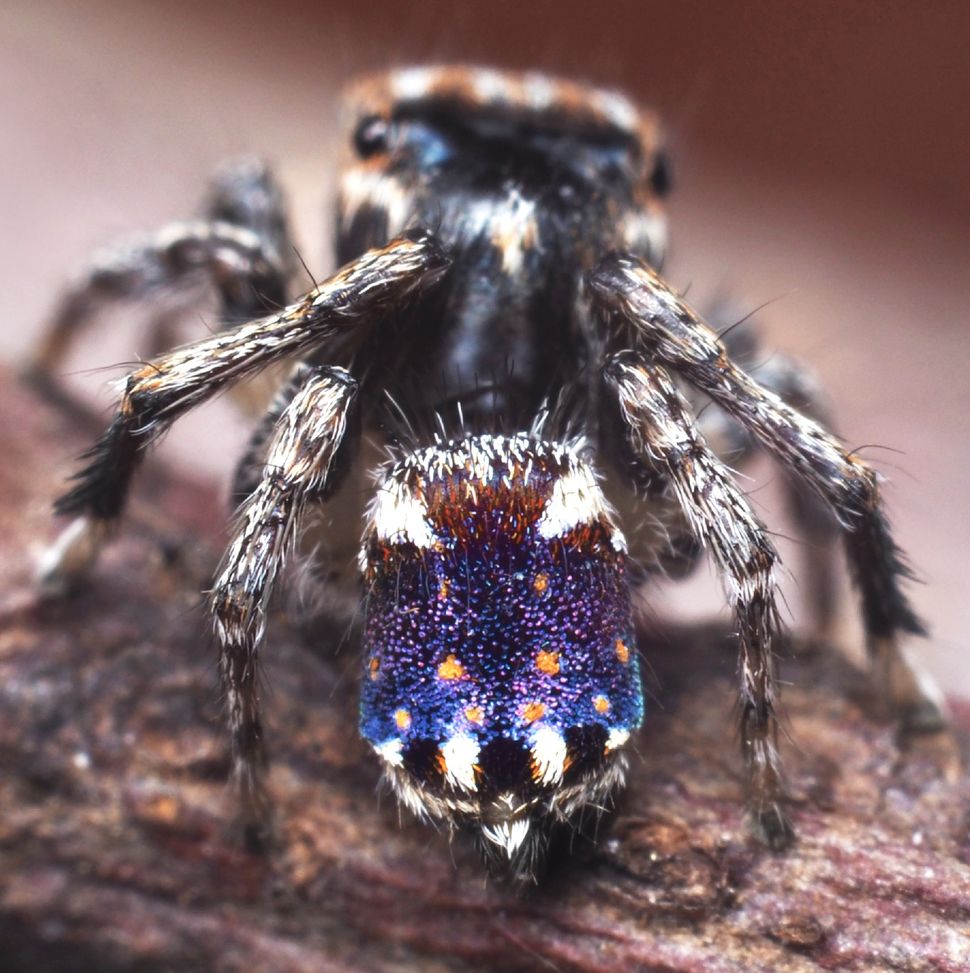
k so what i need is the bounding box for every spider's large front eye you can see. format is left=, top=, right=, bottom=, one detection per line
left=354, top=114, right=390, bottom=158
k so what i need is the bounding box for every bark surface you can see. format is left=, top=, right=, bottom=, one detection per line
left=1, top=371, right=968, bottom=973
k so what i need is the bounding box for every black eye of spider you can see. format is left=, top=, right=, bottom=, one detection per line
left=354, top=115, right=390, bottom=158
left=648, top=150, right=672, bottom=198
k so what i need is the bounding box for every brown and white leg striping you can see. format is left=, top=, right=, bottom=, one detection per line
left=588, top=254, right=946, bottom=733
left=210, top=366, right=358, bottom=843
left=40, top=231, right=449, bottom=593
left=605, top=352, right=790, bottom=846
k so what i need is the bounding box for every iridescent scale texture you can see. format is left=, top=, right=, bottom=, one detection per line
left=359, top=436, right=643, bottom=806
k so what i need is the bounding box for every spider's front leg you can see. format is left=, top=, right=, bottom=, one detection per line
left=39, top=230, right=450, bottom=594
left=229, top=360, right=336, bottom=509
left=604, top=353, right=791, bottom=847
left=211, top=366, right=358, bottom=846
left=588, top=255, right=946, bottom=734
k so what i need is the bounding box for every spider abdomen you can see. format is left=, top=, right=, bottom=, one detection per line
left=359, top=433, right=642, bottom=872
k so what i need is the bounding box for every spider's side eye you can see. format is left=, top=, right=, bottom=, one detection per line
left=648, top=150, right=672, bottom=198
left=354, top=114, right=389, bottom=158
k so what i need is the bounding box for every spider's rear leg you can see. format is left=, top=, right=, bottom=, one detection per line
left=588, top=255, right=946, bottom=733
left=751, top=354, right=841, bottom=642
left=604, top=352, right=792, bottom=848
left=39, top=230, right=450, bottom=595
left=27, top=159, right=294, bottom=398
left=696, top=314, right=842, bottom=642
left=211, top=366, right=358, bottom=847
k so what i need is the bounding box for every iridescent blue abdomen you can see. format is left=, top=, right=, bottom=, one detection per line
left=359, top=435, right=642, bottom=848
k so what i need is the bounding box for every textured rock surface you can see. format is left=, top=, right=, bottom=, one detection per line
left=1, top=370, right=968, bottom=973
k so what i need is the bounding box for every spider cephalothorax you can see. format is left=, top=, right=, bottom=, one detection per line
left=35, top=64, right=943, bottom=882
left=334, top=66, right=669, bottom=430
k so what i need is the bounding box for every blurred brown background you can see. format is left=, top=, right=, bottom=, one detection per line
left=2, top=1, right=968, bottom=692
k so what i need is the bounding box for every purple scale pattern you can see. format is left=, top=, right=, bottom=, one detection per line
left=359, top=437, right=643, bottom=800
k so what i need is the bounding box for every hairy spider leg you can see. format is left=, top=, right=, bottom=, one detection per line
left=39, top=229, right=450, bottom=594
left=604, top=353, right=790, bottom=846
left=695, top=314, right=842, bottom=641
left=747, top=352, right=841, bottom=639
left=229, top=361, right=317, bottom=507
left=587, top=253, right=946, bottom=735
left=210, top=366, right=358, bottom=846
left=27, top=159, right=295, bottom=398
